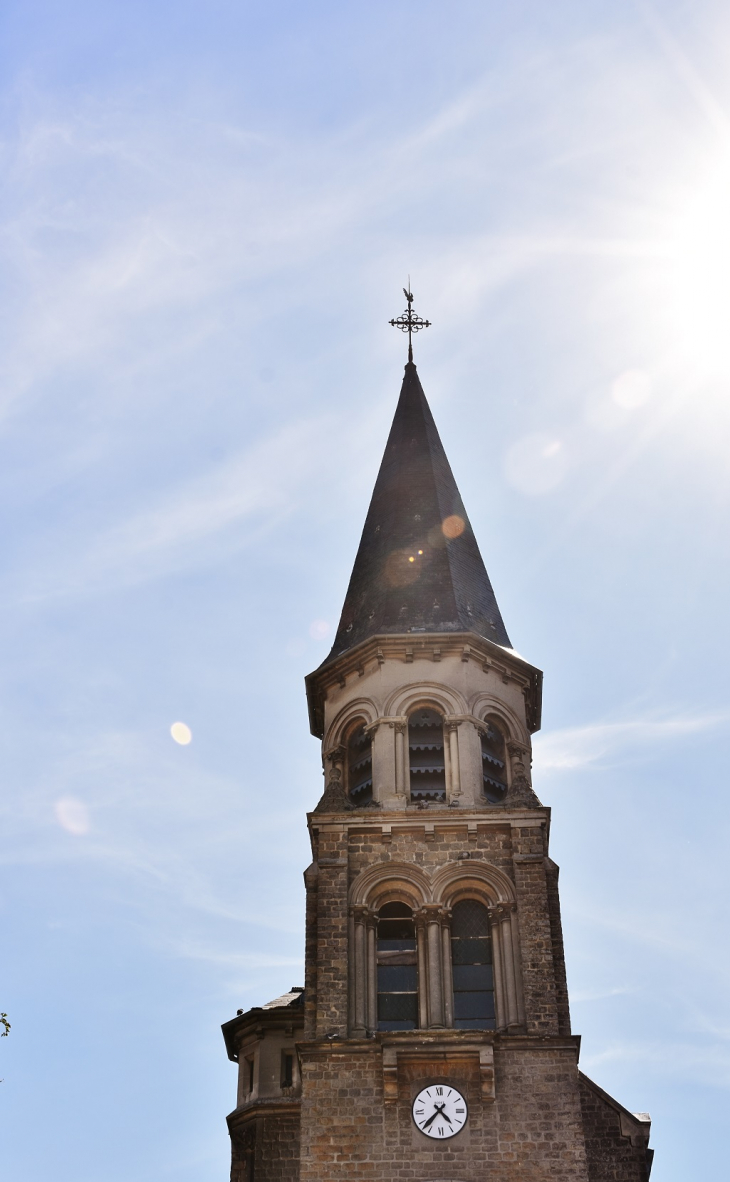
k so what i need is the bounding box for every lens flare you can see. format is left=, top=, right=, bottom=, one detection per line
left=309, top=620, right=330, bottom=640
left=442, top=515, right=465, bottom=539
left=504, top=433, right=566, bottom=495
left=171, top=721, right=192, bottom=745
left=383, top=549, right=421, bottom=587
left=612, top=369, right=652, bottom=409
left=55, top=797, right=90, bottom=836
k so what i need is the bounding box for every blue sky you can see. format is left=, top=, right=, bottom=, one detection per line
left=1, top=1, right=729, bottom=1177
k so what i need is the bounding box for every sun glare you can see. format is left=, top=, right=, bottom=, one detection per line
left=671, top=155, right=730, bottom=377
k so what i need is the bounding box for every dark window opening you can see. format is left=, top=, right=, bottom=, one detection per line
left=409, top=708, right=445, bottom=802
left=246, top=1056, right=255, bottom=1093
left=481, top=717, right=508, bottom=803
left=347, top=722, right=373, bottom=805
left=377, top=901, right=418, bottom=1030
left=281, top=1052, right=293, bottom=1089
left=451, top=899, right=496, bottom=1030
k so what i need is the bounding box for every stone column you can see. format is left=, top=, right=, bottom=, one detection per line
left=489, top=903, right=507, bottom=1032
left=422, top=904, right=446, bottom=1028
left=367, top=913, right=378, bottom=1032
left=444, top=720, right=462, bottom=800
left=351, top=904, right=369, bottom=1035
left=489, top=903, right=523, bottom=1031
left=415, top=910, right=429, bottom=1030
left=391, top=720, right=408, bottom=799
left=441, top=910, right=454, bottom=1028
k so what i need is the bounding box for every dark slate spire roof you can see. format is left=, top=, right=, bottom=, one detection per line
left=323, top=362, right=511, bottom=665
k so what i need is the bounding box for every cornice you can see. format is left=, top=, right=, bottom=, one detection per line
left=221, top=1006, right=305, bottom=1061
left=227, top=1098, right=301, bottom=1129
left=308, top=808, right=550, bottom=839
left=305, top=632, right=542, bottom=738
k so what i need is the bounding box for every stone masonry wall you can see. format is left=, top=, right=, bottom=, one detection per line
left=510, top=824, right=560, bottom=1034
left=303, top=862, right=319, bottom=1041
left=545, top=857, right=571, bottom=1036
left=313, top=826, right=350, bottom=1038
left=579, top=1074, right=653, bottom=1182
left=257, top=1111, right=301, bottom=1182
left=347, top=821, right=516, bottom=885
left=230, top=1111, right=301, bottom=1182
left=298, top=1039, right=590, bottom=1182
left=342, top=815, right=566, bottom=1036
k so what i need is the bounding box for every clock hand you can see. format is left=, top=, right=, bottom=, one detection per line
left=421, top=1107, right=441, bottom=1130
left=422, top=1102, right=452, bottom=1131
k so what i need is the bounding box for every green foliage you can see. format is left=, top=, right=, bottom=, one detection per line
left=0, top=1013, right=10, bottom=1037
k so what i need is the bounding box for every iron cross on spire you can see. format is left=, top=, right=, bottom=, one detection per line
left=389, top=285, right=431, bottom=363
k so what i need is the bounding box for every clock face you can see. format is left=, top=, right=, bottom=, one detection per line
left=412, top=1084, right=468, bottom=1139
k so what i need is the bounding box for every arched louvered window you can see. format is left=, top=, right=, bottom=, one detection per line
left=450, top=900, right=496, bottom=1030
left=481, top=716, right=508, bottom=803
left=376, top=902, right=418, bottom=1030
left=408, top=708, right=446, bottom=802
left=347, top=722, right=373, bottom=806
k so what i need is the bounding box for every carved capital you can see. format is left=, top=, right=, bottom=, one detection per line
left=352, top=903, right=374, bottom=924
left=507, top=740, right=531, bottom=766
left=418, top=903, right=449, bottom=926
left=488, top=902, right=515, bottom=925
left=324, top=744, right=346, bottom=766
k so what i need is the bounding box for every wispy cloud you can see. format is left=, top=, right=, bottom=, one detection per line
left=582, top=1038, right=730, bottom=1088
left=533, top=710, right=729, bottom=771
left=571, top=985, right=634, bottom=1003
left=9, top=413, right=334, bottom=600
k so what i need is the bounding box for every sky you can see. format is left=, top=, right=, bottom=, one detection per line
left=1, top=0, right=729, bottom=1178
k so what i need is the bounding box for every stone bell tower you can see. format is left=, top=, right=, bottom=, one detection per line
left=222, top=299, right=654, bottom=1181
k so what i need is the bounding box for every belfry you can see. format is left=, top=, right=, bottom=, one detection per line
left=222, top=294, right=654, bottom=1181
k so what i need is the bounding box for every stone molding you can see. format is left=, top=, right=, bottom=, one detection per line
left=380, top=1037, right=496, bottom=1105
left=305, top=631, right=543, bottom=739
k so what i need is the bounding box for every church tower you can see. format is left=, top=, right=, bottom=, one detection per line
left=222, top=295, right=654, bottom=1181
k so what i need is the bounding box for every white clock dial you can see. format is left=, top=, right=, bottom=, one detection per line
left=412, top=1084, right=468, bottom=1139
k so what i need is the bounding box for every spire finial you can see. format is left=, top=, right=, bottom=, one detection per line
left=389, top=280, right=431, bottom=363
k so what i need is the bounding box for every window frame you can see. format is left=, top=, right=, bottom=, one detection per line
left=480, top=714, right=509, bottom=803
left=449, top=897, right=496, bottom=1031
left=375, top=900, right=419, bottom=1031
left=407, top=705, right=447, bottom=802
left=345, top=718, right=373, bottom=806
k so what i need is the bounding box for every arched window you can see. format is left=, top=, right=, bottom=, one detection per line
left=376, top=902, right=418, bottom=1030
left=481, top=716, right=508, bottom=803
left=347, top=722, right=373, bottom=805
left=450, top=899, right=495, bottom=1030
left=408, top=708, right=446, bottom=802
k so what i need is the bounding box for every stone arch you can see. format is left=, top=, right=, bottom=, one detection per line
left=431, top=861, right=515, bottom=908
left=467, top=694, right=528, bottom=747
left=350, top=860, right=432, bottom=909
left=349, top=861, right=431, bottom=1036
left=432, top=862, right=524, bottom=1033
left=384, top=682, right=467, bottom=720
left=324, top=697, right=378, bottom=752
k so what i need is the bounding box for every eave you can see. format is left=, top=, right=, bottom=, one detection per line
left=305, top=631, right=543, bottom=739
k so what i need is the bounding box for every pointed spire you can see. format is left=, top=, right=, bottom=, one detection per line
left=323, top=362, right=511, bottom=665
